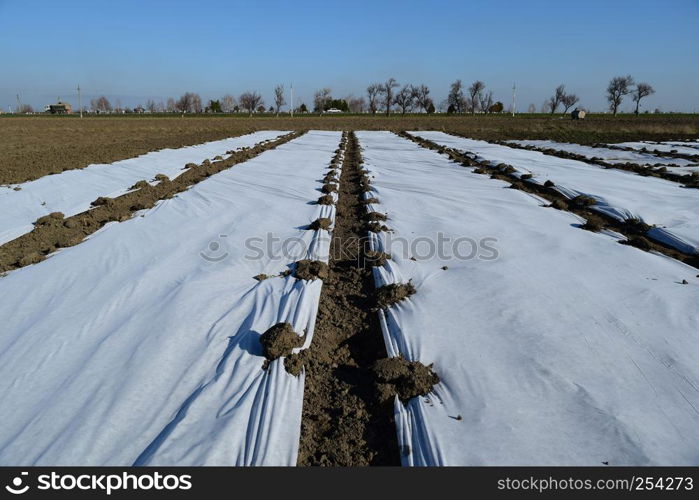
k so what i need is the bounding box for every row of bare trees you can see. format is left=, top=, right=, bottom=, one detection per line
left=83, top=76, right=656, bottom=116
left=546, top=85, right=579, bottom=114
left=444, top=80, right=503, bottom=114
left=365, top=79, right=435, bottom=115
left=606, top=76, right=655, bottom=115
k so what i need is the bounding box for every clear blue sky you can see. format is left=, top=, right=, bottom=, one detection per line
left=1, top=0, right=697, bottom=112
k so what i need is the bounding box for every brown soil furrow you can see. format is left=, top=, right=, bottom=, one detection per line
left=0, top=131, right=303, bottom=273
left=601, top=142, right=699, bottom=162
left=488, top=138, right=699, bottom=187
left=290, top=132, right=400, bottom=466
left=401, top=131, right=699, bottom=270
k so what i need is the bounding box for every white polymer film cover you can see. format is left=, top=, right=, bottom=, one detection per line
left=411, top=131, right=699, bottom=255
left=357, top=131, right=699, bottom=466
left=0, top=131, right=287, bottom=245
left=0, top=131, right=341, bottom=465
left=507, top=139, right=698, bottom=168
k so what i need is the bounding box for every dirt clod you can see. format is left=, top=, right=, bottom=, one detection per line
left=572, top=194, right=597, bottom=207
left=364, top=211, right=387, bottom=222
left=366, top=221, right=389, bottom=233
left=373, top=357, right=439, bottom=403
left=321, top=183, right=338, bottom=194
left=34, top=212, right=65, bottom=226
left=294, top=260, right=330, bottom=281
left=308, top=218, right=332, bottom=231
left=130, top=180, right=150, bottom=190
left=375, top=281, right=416, bottom=309
left=581, top=219, right=603, bottom=232
left=317, top=194, right=334, bottom=205
left=364, top=250, right=391, bottom=267
left=259, top=323, right=304, bottom=361
left=91, top=196, right=112, bottom=207
left=550, top=199, right=568, bottom=210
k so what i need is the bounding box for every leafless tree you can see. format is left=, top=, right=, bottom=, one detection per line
left=448, top=80, right=466, bottom=113
left=393, top=85, right=415, bottom=115
left=176, top=92, right=202, bottom=114
left=145, top=99, right=157, bottom=113
left=274, top=84, right=286, bottom=115
left=607, top=75, right=635, bottom=115
left=115, top=99, right=123, bottom=113
left=540, top=101, right=550, bottom=113
left=414, top=84, right=431, bottom=112
left=166, top=98, right=176, bottom=113
left=348, top=96, right=366, bottom=113
left=479, top=90, right=494, bottom=114
left=366, top=83, right=382, bottom=114
left=380, top=78, right=399, bottom=116
left=221, top=94, right=236, bottom=113
left=192, top=93, right=202, bottom=113
left=18, top=104, right=33, bottom=113
left=239, top=91, right=263, bottom=115
left=90, top=96, right=112, bottom=113
left=632, top=82, right=654, bottom=115
left=561, top=93, right=579, bottom=114
left=313, top=88, right=332, bottom=113
left=176, top=94, right=191, bottom=114
left=548, top=85, right=566, bottom=114
left=527, top=103, right=536, bottom=113
left=468, top=81, right=485, bottom=114
left=156, top=101, right=165, bottom=112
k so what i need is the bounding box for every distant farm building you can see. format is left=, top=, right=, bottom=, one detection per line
left=45, top=100, right=73, bottom=114
left=571, top=108, right=586, bottom=120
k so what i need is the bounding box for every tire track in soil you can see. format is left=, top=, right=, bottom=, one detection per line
left=0, top=132, right=303, bottom=273
left=289, top=132, right=401, bottom=466
left=401, top=131, right=699, bottom=270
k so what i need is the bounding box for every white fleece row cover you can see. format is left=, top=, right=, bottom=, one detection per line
left=412, top=132, right=699, bottom=255
left=357, top=131, right=699, bottom=466
left=0, top=131, right=287, bottom=245
left=507, top=140, right=698, bottom=168
left=0, top=131, right=341, bottom=466
left=614, top=141, right=699, bottom=157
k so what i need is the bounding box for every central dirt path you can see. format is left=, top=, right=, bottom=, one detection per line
left=295, top=132, right=400, bottom=466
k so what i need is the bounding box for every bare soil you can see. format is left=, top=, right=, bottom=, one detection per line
left=290, top=132, right=401, bottom=466
left=3, top=114, right=697, bottom=185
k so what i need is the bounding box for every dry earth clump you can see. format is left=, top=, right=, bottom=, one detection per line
left=373, top=357, right=440, bottom=403
left=317, top=194, right=334, bottom=205
left=294, top=259, right=330, bottom=281
left=364, top=250, right=391, bottom=267
left=321, top=183, right=338, bottom=194
left=308, top=218, right=332, bottom=231
left=375, top=281, right=416, bottom=309
left=260, top=323, right=305, bottom=362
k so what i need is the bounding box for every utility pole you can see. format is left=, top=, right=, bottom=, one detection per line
left=290, top=84, right=294, bottom=118
left=77, top=84, right=83, bottom=118
left=511, top=83, right=516, bottom=117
